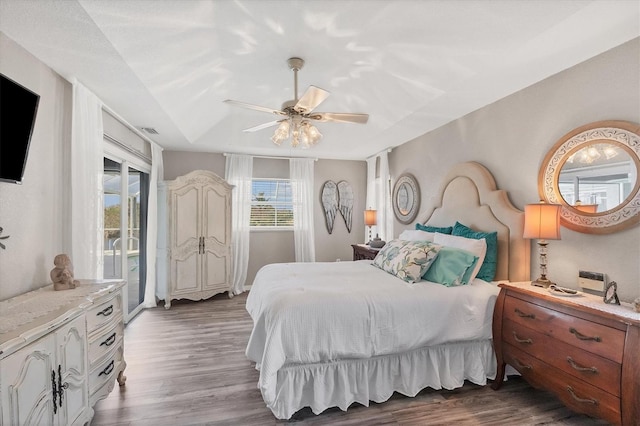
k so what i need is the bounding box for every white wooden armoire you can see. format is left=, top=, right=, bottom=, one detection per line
left=164, top=170, right=233, bottom=308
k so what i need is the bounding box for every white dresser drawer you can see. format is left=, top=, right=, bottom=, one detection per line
left=88, top=320, right=124, bottom=367
left=87, top=292, right=122, bottom=334
left=89, top=345, right=124, bottom=395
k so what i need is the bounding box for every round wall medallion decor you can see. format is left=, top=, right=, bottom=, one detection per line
left=392, top=174, right=420, bottom=224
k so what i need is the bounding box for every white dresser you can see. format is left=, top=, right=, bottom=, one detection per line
left=0, top=280, right=126, bottom=425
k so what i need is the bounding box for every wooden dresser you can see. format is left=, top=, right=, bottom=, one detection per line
left=492, top=282, right=640, bottom=425
left=0, top=280, right=126, bottom=425
left=351, top=244, right=379, bottom=261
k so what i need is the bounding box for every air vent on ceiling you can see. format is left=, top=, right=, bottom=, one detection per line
left=140, top=127, right=159, bottom=135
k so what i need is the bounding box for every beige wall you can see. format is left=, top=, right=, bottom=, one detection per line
left=389, top=38, right=640, bottom=302
left=314, top=159, right=367, bottom=263
left=161, top=153, right=367, bottom=286
left=163, top=151, right=226, bottom=180
left=0, top=33, right=72, bottom=300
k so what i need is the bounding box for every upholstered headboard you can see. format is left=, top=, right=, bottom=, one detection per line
left=417, top=162, right=530, bottom=282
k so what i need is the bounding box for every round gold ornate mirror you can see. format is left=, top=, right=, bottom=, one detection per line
left=538, top=120, right=640, bottom=234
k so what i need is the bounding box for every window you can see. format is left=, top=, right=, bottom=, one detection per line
left=251, top=179, right=293, bottom=228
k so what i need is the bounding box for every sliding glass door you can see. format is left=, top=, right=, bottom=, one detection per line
left=103, top=157, right=149, bottom=321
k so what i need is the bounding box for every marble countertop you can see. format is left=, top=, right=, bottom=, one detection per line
left=500, top=281, right=640, bottom=324
left=1, top=280, right=125, bottom=351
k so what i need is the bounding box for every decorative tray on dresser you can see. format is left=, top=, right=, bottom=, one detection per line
left=492, top=281, right=640, bottom=426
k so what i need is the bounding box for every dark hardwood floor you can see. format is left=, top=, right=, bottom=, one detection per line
left=91, top=292, right=609, bottom=425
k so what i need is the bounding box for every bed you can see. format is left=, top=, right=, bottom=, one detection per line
left=245, top=161, right=530, bottom=419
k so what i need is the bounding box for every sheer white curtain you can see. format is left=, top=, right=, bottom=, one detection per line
left=365, top=151, right=393, bottom=242
left=365, top=157, right=377, bottom=241
left=70, top=81, right=104, bottom=279
left=143, top=142, right=164, bottom=307
left=289, top=158, right=316, bottom=262
left=225, top=154, right=253, bottom=294
left=377, top=152, right=393, bottom=240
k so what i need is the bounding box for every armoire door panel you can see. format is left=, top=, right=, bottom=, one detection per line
left=172, top=252, right=199, bottom=293
left=203, top=186, right=229, bottom=246
left=173, top=186, right=199, bottom=248
left=202, top=252, right=228, bottom=290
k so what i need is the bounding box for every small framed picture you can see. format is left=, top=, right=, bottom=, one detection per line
left=603, top=281, right=620, bottom=305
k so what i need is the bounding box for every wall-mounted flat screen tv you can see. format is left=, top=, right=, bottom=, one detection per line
left=0, top=73, right=40, bottom=184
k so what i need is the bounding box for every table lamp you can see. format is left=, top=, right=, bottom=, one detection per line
left=523, top=201, right=561, bottom=288
left=364, top=209, right=377, bottom=245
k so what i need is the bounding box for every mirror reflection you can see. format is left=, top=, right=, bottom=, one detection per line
left=397, top=183, right=414, bottom=215
left=559, top=143, right=637, bottom=213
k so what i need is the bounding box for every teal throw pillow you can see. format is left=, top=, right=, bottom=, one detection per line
left=416, top=223, right=453, bottom=234
left=452, top=222, right=498, bottom=282
left=422, top=247, right=479, bottom=287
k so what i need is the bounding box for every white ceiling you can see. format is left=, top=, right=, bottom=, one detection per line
left=1, top=1, right=638, bottom=160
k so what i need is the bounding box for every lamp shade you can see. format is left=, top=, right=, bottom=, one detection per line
left=364, top=209, right=377, bottom=226
left=523, top=202, right=561, bottom=240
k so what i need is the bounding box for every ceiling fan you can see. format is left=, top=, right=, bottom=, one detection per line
left=224, top=57, right=369, bottom=148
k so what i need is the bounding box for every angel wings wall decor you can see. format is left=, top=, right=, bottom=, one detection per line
left=321, top=180, right=353, bottom=233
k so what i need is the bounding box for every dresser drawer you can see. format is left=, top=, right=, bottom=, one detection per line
left=503, top=344, right=621, bottom=425
left=503, top=295, right=625, bottom=362
left=87, top=320, right=124, bottom=367
left=89, top=344, right=123, bottom=395
left=503, top=318, right=621, bottom=396
left=86, top=293, right=122, bottom=334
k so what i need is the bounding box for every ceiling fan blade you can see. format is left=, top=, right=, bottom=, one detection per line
left=310, top=112, right=369, bottom=124
left=224, top=99, right=286, bottom=116
left=294, top=86, right=330, bottom=113
left=243, top=120, right=283, bottom=132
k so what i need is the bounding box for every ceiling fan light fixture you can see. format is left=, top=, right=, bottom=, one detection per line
left=226, top=57, right=367, bottom=149
left=272, top=119, right=322, bottom=148
left=271, top=120, right=290, bottom=145
left=299, top=121, right=322, bottom=148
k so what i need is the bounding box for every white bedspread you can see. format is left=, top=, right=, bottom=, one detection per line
left=245, top=260, right=500, bottom=411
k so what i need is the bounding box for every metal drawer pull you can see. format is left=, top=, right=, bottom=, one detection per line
left=512, top=358, right=532, bottom=370
left=569, top=327, right=601, bottom=342
left=567, top=357, right=598, bottom=374
left=99, top=360, right=115, bottom=377
left=566, top=386, right=598, bottom=406
left=97, top=305, right=114, bottom=317
left=100, top=332, right=117, bottom=347
left=514, top=308, right=535, bottom=319
left=512, top=331, right=532, bottom=344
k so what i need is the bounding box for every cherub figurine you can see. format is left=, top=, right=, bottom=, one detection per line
left=50, top=254, right=79, bottom=291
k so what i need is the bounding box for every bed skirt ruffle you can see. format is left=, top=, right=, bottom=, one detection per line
left=264, top=339, right=497, bottom=419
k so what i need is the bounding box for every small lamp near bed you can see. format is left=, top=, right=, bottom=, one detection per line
left=523, top=201, right=561, bottom=288
left=364, top=209, right=377, bottom=245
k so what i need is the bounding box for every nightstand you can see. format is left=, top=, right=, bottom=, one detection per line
left=351, top=244, right=379, bottom=261
left=492, top=281, right=640, bottom=425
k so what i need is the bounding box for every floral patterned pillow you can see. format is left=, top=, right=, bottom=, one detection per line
left=372, top=239, right=442, bottom=283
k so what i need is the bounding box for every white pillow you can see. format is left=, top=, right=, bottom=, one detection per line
left=433, top=233, right=487, bottom=282
left=398, top=229, right=435, bottom=242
